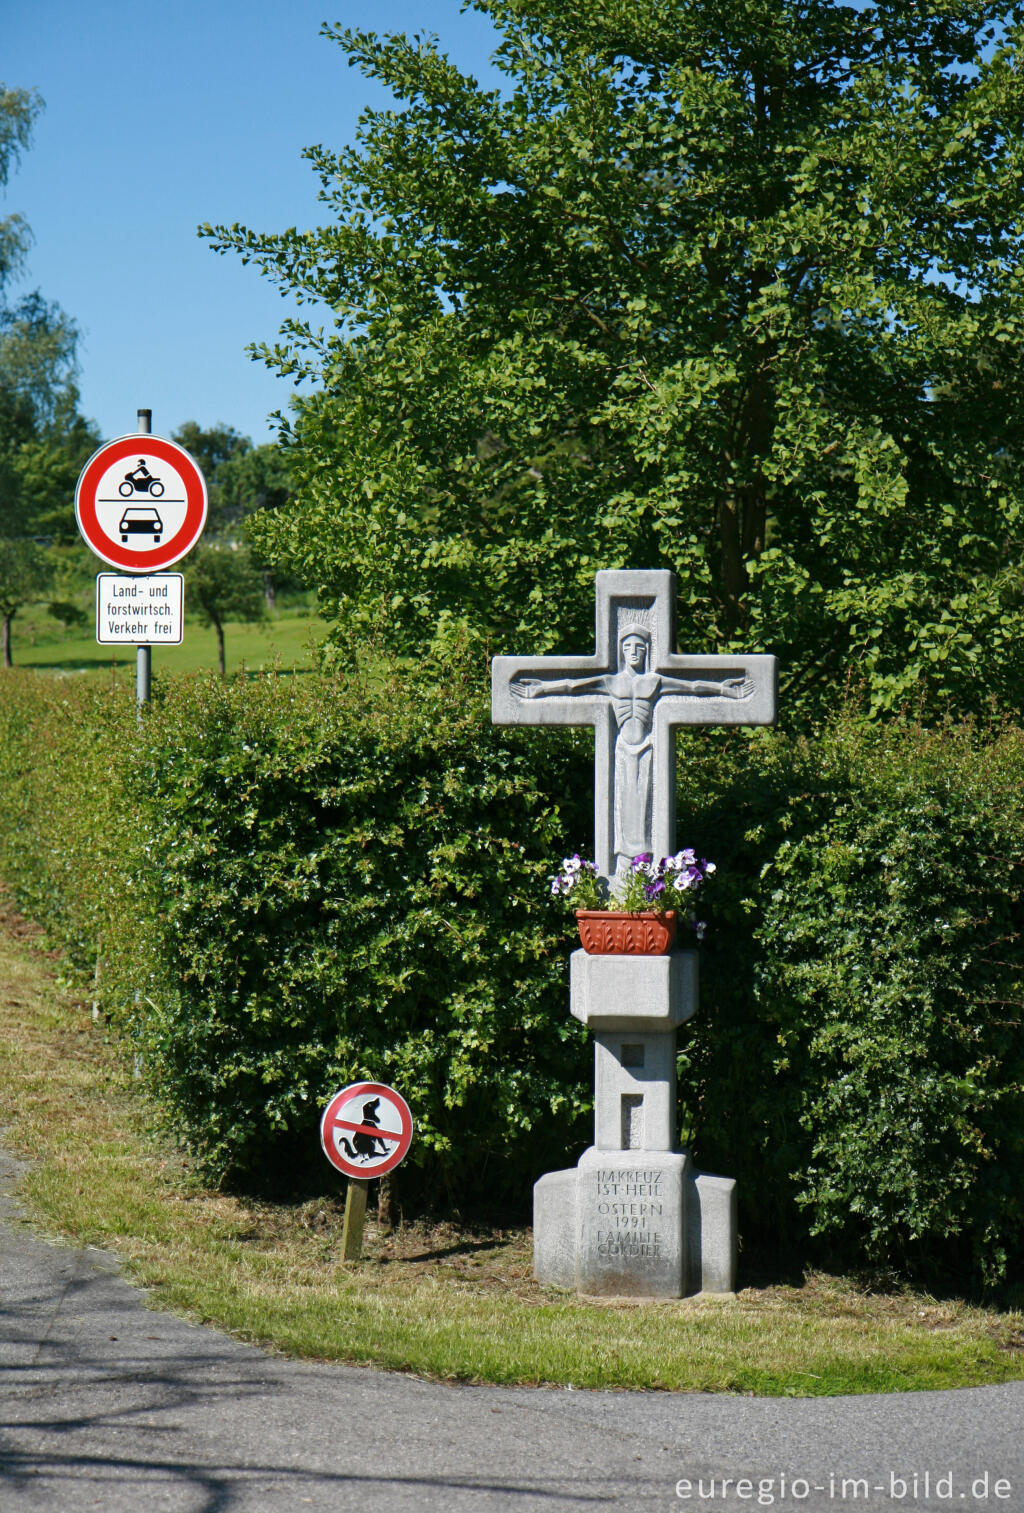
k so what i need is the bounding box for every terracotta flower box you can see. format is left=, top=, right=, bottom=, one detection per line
left=575, top=909, right=677, bottom=956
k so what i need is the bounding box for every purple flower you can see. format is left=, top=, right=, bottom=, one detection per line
left=632, top=852, right=653, bottom=870
left=645, top=878, right=666, bottom=900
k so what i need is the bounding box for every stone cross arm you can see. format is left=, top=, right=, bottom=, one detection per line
left=490, top=570, right=777, bottom=883
left=491, top=650, right=777, bottom=729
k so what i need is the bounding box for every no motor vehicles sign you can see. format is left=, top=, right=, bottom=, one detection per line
left=75, top=434, right=207, bottom=571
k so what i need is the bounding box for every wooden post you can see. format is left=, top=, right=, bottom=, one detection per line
left=341, top=1177, right=369, bottom=1261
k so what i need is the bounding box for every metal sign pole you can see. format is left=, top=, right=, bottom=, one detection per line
left=136, top=408, right=152, bottom=711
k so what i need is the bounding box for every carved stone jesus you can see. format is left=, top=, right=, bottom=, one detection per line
left=492, top=570, right=776, bottom=887
left=512, top=624, right=754, bottom=875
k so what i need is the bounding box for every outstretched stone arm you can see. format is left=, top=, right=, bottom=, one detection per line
left=658, top=675, right=755, bottom=700
left=510, top=674, right=609, bottom=699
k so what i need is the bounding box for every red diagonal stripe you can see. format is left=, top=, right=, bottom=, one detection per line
left=331, top=1117, right=397, bottom=1140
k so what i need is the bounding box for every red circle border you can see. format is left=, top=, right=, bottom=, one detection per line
left=319, top=1081, right=414, bottom=1179
left=75, top=434, right=208, bottom=571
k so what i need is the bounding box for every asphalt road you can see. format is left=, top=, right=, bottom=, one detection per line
left=2, top=1151, right=1022, bottom=1513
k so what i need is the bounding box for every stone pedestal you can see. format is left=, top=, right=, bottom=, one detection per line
left=533, top=949, right=737, bottom=1297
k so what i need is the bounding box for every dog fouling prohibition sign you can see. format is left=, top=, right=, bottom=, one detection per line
left=320, top=1082, right=413, bottom=1181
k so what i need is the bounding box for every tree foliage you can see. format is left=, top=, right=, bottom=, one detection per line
left=0, top=84, right=96, bottom=550
left=171, top=422, right=293, bottom=535
left=206, top=2, right=1024, bottom=720
left=0, top=83, right=36, bottom=289
left=171, top=421, right=251, bottom=535
left=217, top=442, right=292, bottom=530
left=0, top=84, right=98, bottom=662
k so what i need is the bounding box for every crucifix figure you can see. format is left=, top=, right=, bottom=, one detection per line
left=491, top=570, right=777, bottom=886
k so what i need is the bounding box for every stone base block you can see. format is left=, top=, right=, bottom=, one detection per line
left=533, top=1148, right=736, bottom=1298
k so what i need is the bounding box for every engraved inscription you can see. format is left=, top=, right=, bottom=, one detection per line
left=593, top=1168, right=664, bottom=1259
left=597, top=1231, right=664, bottom=1259
left=595, top=1167, right=664, bottom=1195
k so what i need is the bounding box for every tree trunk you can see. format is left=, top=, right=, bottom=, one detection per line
left=718, top=362, right=774, bottom=635
left=718, top=492, right=748, bottom=636
left=377, top=1172, right=393, bottom=1234
left=2, top=612, right=12, bottom=669
left=263, top=571, right=276, bottom=613
left=214, top=618, right=226, bottom=678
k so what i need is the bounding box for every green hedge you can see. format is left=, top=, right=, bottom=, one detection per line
left=1, top=671, right=1022, bottom=1285
left=0, top=670, right=593, bottom=1208
left=0, top=678, right=142, bottom=1006
left=676, top=720, right=1024, bottom=1287
left=128, top=672, right=594, bottom=1205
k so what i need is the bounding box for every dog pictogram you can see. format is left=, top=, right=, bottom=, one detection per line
left=333, top=1097, right=394, bottom=1163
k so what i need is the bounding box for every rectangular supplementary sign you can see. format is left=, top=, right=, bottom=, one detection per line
left=96, top=573, right=184, bottom=645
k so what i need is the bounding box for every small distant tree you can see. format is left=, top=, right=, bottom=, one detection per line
left=0, top=539, right=51, bottom=667
left=186, top=542, right=266, bottom=677
left=217, top=443, right=293, bottom=608
left=174, top=425, right=294, bottom=608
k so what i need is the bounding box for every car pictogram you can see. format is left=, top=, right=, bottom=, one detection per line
left=119, top=505, right=164, bottom=543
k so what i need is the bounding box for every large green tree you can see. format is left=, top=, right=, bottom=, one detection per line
left=206, top=3, right=1024, bottom=720
left=1, top=84, right=98, bottom=660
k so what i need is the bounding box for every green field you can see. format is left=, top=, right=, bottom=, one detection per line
left=5, top=598, right=324, bottom=679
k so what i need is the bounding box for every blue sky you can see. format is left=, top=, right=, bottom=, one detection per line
left=5, top=2, right=501, bottom=445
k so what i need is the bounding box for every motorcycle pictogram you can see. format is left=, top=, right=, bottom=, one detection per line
left=119, top=460, right=165, bottom=499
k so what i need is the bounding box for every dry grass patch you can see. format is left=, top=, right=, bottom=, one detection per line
left=1, top=891, right=1022, bottom=1395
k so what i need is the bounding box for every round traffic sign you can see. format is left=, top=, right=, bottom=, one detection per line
left=74, top=434, right=208, bottom=571
left=320, top=1082, right=414, bottom=1180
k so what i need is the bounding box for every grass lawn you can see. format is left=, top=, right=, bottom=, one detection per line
left=1, top=895, right=1022, bottom=1396
left=7, top=600, right=323, bottom=678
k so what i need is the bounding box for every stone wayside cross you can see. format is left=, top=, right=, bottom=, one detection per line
left=491, top=570, right=778, bottom=1299
left=491, top=570, right=777, bottom=885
